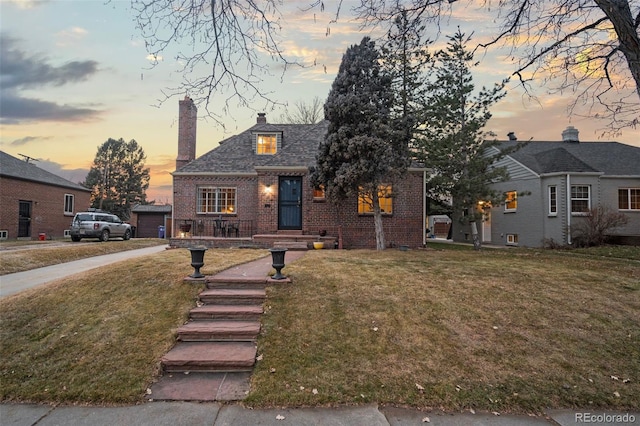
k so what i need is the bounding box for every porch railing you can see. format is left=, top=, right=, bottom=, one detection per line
left=175, top=218, right=255, bottom=238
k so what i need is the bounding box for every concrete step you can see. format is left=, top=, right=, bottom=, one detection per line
left=273, top=241, right=309, bottom=250
left=177, top=320, right=261, bottom=341
left=162, top=341, right=256, bottom=373
left=205, top=276, right=268, bottom=290
left=190, top=305, right=263, bottom=321
left=199, top=288, right=266, bottom=305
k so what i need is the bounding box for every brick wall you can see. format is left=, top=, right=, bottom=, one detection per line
left=174, top=170, right=425, bottom=249
left=0, top=177, right=91, bottom=239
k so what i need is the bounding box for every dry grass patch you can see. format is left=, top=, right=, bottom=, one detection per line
left=249, top=248, right=640, bottom=413
left=0, top=248, right=268, bottom=404
left=0, top=239, right=167, bottom=275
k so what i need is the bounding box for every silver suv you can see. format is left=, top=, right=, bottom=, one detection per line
left=70, top=210, right=132, bottom=242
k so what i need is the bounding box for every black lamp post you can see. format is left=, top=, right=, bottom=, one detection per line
left=188, top=247, right=207, bottom=278
left=269, top=248, right=287, bottom=280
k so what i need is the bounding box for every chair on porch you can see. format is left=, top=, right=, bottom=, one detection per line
left=226, top=221, right=239, bottom=238
left=213, top=217, right=226, bottom=237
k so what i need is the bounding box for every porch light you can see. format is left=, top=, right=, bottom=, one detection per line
left=264, top=184, right=272, bottom=194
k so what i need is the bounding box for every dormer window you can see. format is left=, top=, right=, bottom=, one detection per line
left=256, top=134, right=277, bottom=155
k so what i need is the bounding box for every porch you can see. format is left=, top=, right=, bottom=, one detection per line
left=169, top=218, right=339, bottom=250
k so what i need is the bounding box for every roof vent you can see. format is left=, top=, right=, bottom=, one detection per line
left=562, top=126, right=579, bottom=143
left=507, top=132, right=517, bottom=141
left=257, top=112, right=267, bottom=124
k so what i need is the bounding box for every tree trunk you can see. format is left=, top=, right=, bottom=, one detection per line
left=470, top=220, right=481, bottom=250
left=372, top=191, right=386, bottom=250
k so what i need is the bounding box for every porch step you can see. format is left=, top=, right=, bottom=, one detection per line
left=199, top=288, right=266, bottom=305
left=206, top=276, right=268, bottom=290
left=162, top=341, right=256, bottom=373
left=190, top=305, right=263, bottom=321
left=177, top=320, right=261, bottom=341
left=273, top=241, right=309, bottom=250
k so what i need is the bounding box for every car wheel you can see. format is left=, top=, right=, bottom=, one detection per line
left=123, top=229, right=131, bottom=241
left=71, top=235, right=81, bottom=242
left=100, top=229, right=110, bottom=242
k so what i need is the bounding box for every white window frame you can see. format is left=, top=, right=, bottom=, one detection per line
left=504, top=191, right=517, bottom=212
left=506, top=233, right=518, bottom=245
left=548, top=185, right=557, bottom=216
left=570, top=185, right=591, bottom=215
left=618, top=188, right=640, bottom=210
left=64, top=194, right=74, bottom=215
left=0, top=230, right=8, bottom=240
left=197, top=186, right=237, bottom=214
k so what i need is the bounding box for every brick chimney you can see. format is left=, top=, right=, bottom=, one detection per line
left=176, top=96, right=197, bottom=170
left=257, top=112, right=267, bottom=124
left=562, top=126, right=579, bottom=143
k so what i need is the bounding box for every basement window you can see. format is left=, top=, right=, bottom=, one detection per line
left=506, top=234, right=518, bottom=245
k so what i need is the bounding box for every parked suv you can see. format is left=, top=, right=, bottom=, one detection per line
left=69, top=210, right=132, bottom=242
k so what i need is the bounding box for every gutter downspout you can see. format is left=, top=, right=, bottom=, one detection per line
left=566, top=174, right=572, bottom=245
left=423, top=170, right=427, bottom=247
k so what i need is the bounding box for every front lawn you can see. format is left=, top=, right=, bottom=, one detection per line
left=248, top=247, right=640, bottom=413
left=1, top=246, right=638, bottom=413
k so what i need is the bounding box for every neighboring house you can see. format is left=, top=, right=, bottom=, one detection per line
left=130, top=204, right=172, bottom=238
left=452, top=127, right=640, bottom=247
left=171, top=96, right=427, bottom=249
left=0, top=151, right=91, bottom=240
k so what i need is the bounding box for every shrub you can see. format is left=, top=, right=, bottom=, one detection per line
left=571, top=205, right=629, bottom=247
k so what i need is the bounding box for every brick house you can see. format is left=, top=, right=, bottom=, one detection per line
left=171, top=97, right=427, bottom=249
left=0, top=151, right=91, bottom=240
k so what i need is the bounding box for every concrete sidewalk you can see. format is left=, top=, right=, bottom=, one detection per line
left=2, top=402, right=637, bottom=426
left=0, top=245, right=169, bottom=298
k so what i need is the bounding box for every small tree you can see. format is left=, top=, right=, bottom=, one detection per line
left=571, top=205, right=629, bottom=247
left=313, top=37, right=407, bottom=250
left=83, top=138, right=150, bottom=220
left=414, top=30, right=513, bottom=250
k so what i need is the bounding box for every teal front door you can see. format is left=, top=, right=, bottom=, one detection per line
left=278, top=177, right=302, bottom=230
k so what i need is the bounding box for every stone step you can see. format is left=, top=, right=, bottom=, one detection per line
left=205, top=276, right=268, bottom=290
left=177, top=320, right=261, bottom=341
left=162, top=341, right=256, bottom=373
left=190, top=305, right=263, bottom=321
left=273, top=241, right=309, bottom=250
left=199, top=288, right=266, bottom=305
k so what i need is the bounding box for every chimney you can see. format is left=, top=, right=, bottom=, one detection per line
left=562, top=126, right=579, bottom=143
left=176, top=96, right=197, bottom=170
left=257, top=112, right=267, bottom=124
left=507, top=132, right=517, bottom=141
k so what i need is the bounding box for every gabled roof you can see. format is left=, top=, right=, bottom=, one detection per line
left=0, top=151, right=91, bottom=191
left=132, top=204, right=172, bottom=214
left=175, top=121, right=329, bottom=174
left=499, top=141, right=640, bottom=176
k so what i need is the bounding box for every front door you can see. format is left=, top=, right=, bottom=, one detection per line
left=278, top=177, right=302, bottom=230
left=18, top=200, right=32, bottom=238
left=482, top=209, right=492, bottom=243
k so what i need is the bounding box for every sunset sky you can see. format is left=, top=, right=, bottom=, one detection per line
left=1, top=0, right=638, bottom=203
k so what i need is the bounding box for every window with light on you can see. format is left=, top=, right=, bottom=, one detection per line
left=197, top=187, right=236, bottom=214
left=257, top=134, right=277, bottom=154
left=358, top=185, right=393, bottom=214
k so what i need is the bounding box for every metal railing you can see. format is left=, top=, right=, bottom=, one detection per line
left=175, top=218, right=255, bottom=238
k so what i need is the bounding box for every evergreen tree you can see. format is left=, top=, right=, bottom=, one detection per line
left=83, top=138, right=150, bottom=220
left=314, top=37, right=407, bottom=250
left=380, top=9, right=431, bottom=150
left=414, top=30, right=512, bottom=250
